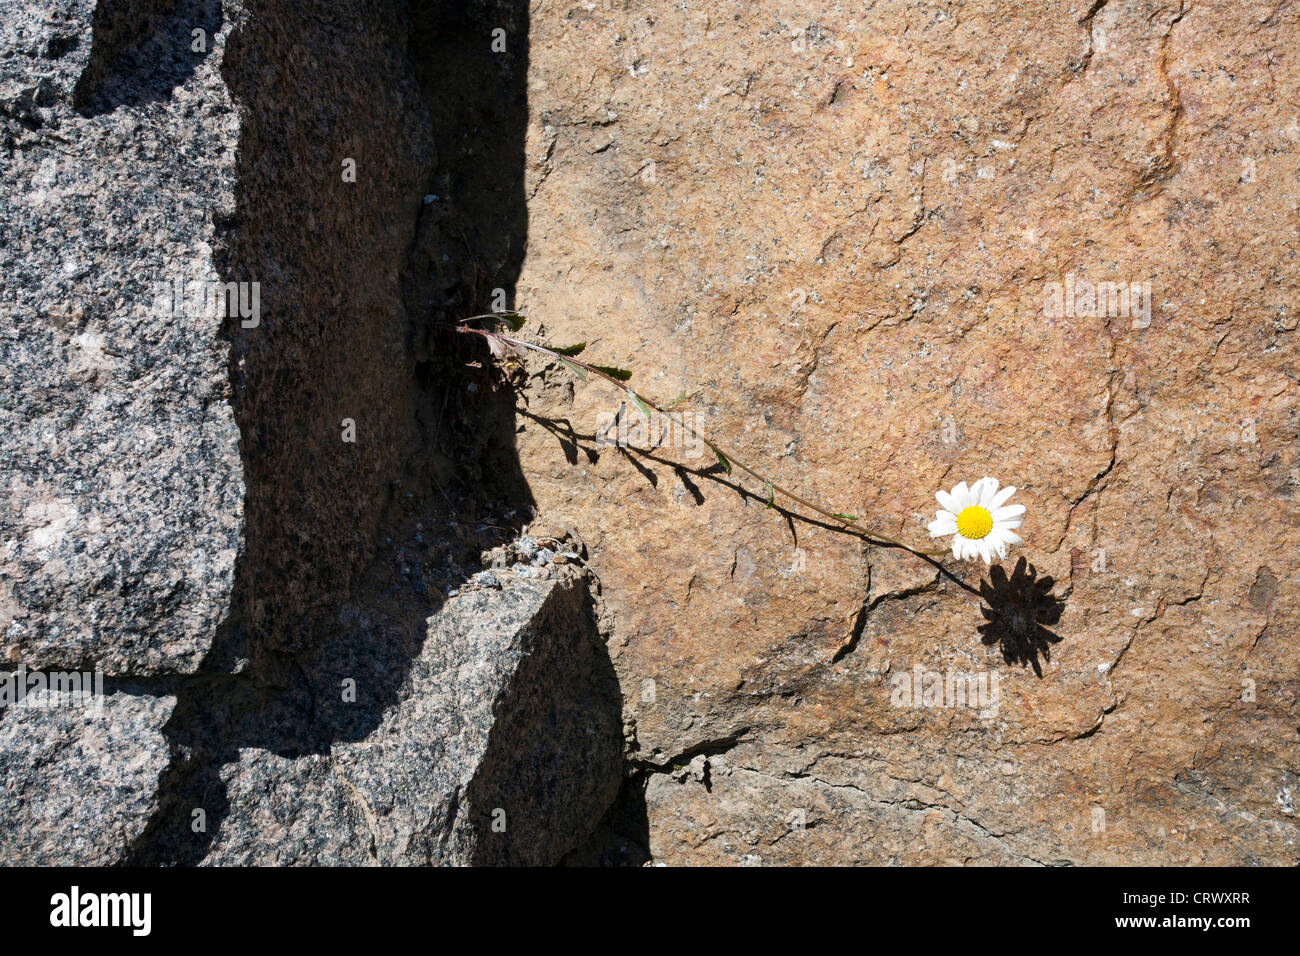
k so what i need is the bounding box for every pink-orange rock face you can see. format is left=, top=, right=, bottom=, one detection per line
left=514, top=0, right=1299, bottom=864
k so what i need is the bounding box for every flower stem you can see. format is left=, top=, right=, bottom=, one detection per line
left=458, top=318, right=951, bottom=560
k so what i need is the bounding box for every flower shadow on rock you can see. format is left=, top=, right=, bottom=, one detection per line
left=977, top=557, right=1064, bottom=677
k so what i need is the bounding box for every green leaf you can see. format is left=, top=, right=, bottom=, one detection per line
left=662, top=391, right=690, bottom=408
left=492, top=311, right=526, bottom=331
left=558, top=357, right=588, bottom=382
left=629, top=392, right=652, bottom=419
left=552, top=342, right=587, bottom=356
left=593, top=364, right=633, bottom=382
left=713, top=448, right=732, bottom=474
left=833, top=513, right=859, bottom=522
left=763, top=481, right=775, bottom=509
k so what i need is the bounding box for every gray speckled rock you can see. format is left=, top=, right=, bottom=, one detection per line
left=0, top=686, right=176, bottom=864
left=0, top=0, right=242, bottom=674
left=142, top=572, right=622, bottom=866
left=0, top=0, right=614, bottom=867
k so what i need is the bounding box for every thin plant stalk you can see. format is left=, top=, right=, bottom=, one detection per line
left=458, top=316, right=950, bottom=560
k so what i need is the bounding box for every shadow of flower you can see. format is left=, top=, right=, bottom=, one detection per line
left=977, top=557, right=1065, bottom=677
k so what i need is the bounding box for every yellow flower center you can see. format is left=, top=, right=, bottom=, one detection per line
left=956, top=505, right=993, bottom=540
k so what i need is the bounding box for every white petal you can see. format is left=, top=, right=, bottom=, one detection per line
left=978, top=540, right=993, bottom=564
left=951, top=481, right=971, bottom=510
left=985, top=528, right=1020, bottom=561
left=928, top=513, right=957, bottom=537
left=990, top=485, right=1017, bottom=510
left=992, top=503, right=1025, bottom=522
left=990, top=533, right=1009, bottom=560
left=994, top=517, right=1023, bottom=531
left=936, top=489, right=959, bottom=513
left=952, top=536, right=964, bottom=560
left=975, top=477, right=999, bottom=508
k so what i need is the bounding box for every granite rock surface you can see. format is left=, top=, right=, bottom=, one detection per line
left=1, top=0, right=620, bottom=866
left=517, top=0, right=1299, bottom=865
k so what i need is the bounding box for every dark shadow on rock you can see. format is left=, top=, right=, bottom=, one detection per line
left=559, top=772, right=652, bottom=867
left=76, top=0, right=222, bottom=116
left=465, top=580, right=624, bottom=865
left=122, top=0, right=607, bottom=866
left=406, top=0, right=531, bottom=320
left=516, top=407, right=896, bottom=543
left=976, top=557, right=1065, bottom=678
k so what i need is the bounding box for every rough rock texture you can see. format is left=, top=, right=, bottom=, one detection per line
left=218, top=0, right=433, bottom=666
left=140, top=571, right=621, bottom=866
left=1, top=0, right=622, bottom=865
left=4, top=0, right=1296, bottom=868
left=516, top=0, right=1300, bottom=864
left=0, top=687, right=175, bottom=865
left=0, top=0, right=241, bottom=673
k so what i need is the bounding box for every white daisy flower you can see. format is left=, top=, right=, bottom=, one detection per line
left=927, top=477, right=1025, bottom=564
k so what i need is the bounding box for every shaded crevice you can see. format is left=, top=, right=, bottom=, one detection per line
left=832, top=565, right=942, bottom=664
left=631, top=727, right=753, bottom=774
left=126, top=0, right=543, bottom=865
